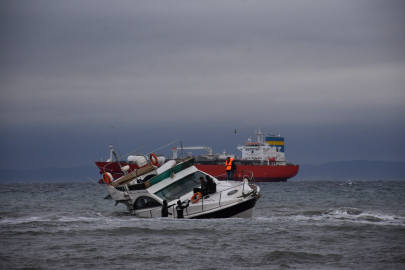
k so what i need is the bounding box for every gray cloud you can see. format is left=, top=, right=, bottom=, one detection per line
left=1, top=0, right=404, bottom=169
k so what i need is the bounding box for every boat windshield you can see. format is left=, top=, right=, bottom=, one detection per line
left=154, top=171, right=206, bottom=201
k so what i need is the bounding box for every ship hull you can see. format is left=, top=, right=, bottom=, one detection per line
left=95, top=161, right=299, bottom=183
left=95, top=161, right=134, bottom=180
left=194, top=164, right=299, bottom=182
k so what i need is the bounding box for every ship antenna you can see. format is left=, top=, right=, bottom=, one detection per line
left=113, top=136, right=123, bottom=158
left=255, top=127, right=263, bottom=143
left=109, top=126, right=123, bottom=158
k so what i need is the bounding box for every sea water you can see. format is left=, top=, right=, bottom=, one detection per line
left=0, top=181, right=404, bottom=269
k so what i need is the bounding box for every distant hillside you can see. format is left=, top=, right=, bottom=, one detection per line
left=0, top=166, right=101, bottom=183
left=295, top=160, right=405, bottom=181
left=0, top=160, right=404, bottom=183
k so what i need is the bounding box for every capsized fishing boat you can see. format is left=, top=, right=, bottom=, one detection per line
left=101, top=145, right=261, bottom=218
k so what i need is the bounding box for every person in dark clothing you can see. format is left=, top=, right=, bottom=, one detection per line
left=161, top=200, right=172, bottom=217
left=205, top=176, right=217, bottom=194
left=193, top=177, right=207, bottom=195
left=176, top=200, right=189, bottom=219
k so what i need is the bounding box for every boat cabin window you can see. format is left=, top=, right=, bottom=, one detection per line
left=134, top=196, right=161, bottom=210
left=154, top=171, right=206, bottom=201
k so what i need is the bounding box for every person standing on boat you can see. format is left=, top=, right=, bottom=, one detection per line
left=225, top=157, right=236, bottom=180
left=176, top=200, right=189, bottom=219
left=161, top=200, right=172, bottom=217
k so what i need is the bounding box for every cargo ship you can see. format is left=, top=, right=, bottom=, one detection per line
left=95, top=128, right=299, bottom=182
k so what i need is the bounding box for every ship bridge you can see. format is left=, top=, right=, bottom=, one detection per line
left=237, top=127, right=287, bottom=165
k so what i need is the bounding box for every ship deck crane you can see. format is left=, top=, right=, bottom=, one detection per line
left=172, top=146, right=212, bottom=159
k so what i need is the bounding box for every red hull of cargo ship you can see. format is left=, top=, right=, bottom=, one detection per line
left=95, top=161, right=139, bottom=180
left=194, top=164, right=299, bottom=182
left=95, top=161, right=299, bottom=183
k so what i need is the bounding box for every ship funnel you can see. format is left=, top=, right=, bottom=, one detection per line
left=255, top=127, right=263, bottom=143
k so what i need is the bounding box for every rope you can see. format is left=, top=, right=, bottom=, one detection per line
left=85, top=174, right=108, bottom=193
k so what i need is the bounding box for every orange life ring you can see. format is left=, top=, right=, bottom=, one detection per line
left=102, top=172, right=113, bottom=185
left=150, top=153, right=159, bottom=166
left=191, top=192, right=202, bottom=204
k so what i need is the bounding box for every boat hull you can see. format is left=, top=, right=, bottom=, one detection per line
left=190, top=197, right=257, bottom=219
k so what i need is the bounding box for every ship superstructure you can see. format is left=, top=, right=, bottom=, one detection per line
left=237, top=127, right=287, bottom=165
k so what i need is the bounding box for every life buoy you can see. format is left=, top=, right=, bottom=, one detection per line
left=191, top=192, right=202, bottom=204
left=150, top=153, right=159, bottom=166
left=102, top=172, right=113, bottom=185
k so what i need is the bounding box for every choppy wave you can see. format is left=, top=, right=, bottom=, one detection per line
left=324, top=207, right=403, bottom=223
left=1, top=181, right=405, bottom=270
left=255, top=207, right=404, bottom=226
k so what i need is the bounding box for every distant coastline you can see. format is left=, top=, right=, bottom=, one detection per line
left=295, top=160, right=405, bottom=181
left=0, top=160, right=404, bottom=183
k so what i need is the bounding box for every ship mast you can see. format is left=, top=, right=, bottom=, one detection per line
left=255, top=127, right=264, bottom=143
left=107, top=144, right=113, bottom=162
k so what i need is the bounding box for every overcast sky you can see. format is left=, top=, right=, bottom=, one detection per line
left=1, top=0, right=404, bottom=170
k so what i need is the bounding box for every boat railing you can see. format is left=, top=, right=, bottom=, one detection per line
left=188, top=181, right=256, bottom=217
left=101, top=140, right=185, bottom=173
left=214, top=170, right=255, bottom=183
left=134, top=180, right=255, bottom=218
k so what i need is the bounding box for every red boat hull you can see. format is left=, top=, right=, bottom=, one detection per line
left=95, top=161, right=299, bottom=183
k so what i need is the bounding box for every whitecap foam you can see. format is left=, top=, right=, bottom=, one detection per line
left=254, top=208, right=405, bottom=226
left=322, top=207, right=404, bottom=225
left=57, top=216, right=106, bottom=222
left=0, top=216, right=45, bottom=225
